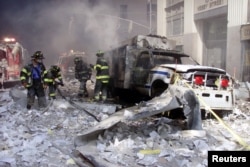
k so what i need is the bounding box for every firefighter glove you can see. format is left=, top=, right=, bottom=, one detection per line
left=43, top=84, right=48, bottom=89
left=22, top=82, right=27, bottom=88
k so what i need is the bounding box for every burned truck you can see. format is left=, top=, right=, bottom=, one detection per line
left=74, top=35, right=235, bottom=148
left=105, top=35, right=235, bottom=111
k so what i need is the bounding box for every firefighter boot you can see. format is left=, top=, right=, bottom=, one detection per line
left=93, top=95, right=100, bottom=102
left=38, top=96, right=47, bottom=109
left=78, top=93, right=83, bottom=98
left=27, top=104, right=31, bottom=110
left=84, top=92, right=89, bottom=98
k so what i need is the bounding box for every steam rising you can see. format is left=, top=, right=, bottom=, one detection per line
left=0, top=1, right=119, bottom=65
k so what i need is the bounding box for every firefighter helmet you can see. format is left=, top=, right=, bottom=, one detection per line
left=31, top=51, right=44, bottom=59
left=96, top=50, right=104, bottom=57
left=74, top=57, right=82, bottom=64
left=51, top=65, right=60, bottom=73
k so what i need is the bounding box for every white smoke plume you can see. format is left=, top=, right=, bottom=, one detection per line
left=1, top=0, right=120, bottom=65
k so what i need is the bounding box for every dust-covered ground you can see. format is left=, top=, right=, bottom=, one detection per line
left=0, top=81, right=250, bottom=167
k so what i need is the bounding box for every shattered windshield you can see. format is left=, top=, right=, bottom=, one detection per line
left=152, top=51, right=199, bottom=65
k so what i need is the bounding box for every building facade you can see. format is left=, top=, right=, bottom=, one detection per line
left=157, top=0, right=250, bottom=81
left=92, top=0, right=157, bottom=42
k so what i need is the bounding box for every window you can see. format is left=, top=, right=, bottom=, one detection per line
left=147, top=3, right=157, bottom=22
left=152, top=51, right=198, bottom=65
left=120, top=5, right=128, bottom=19
left=166, top=1, right=184, bottom=36
left=136, top=52, right=151, bottom=69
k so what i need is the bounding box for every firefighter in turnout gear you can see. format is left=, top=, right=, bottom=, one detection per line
left=43, top=65, right=64, bottom=100
left=74, top=57, right=91, bottom=97
left=20, top=51, right=47, bottom=109
left=93, top=50, right=110, bottom=102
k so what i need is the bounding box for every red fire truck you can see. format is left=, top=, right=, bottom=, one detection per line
left=0, top=37, right=26, bottom=89
left=57, top=50, right=86, bottom=80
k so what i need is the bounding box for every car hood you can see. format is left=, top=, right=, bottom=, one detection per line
left=159, top=64, right=226, bottom=73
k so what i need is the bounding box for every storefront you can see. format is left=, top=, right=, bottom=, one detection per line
left=241, top=24, right=250, bottom=82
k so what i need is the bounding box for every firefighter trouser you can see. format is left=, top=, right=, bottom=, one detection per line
left=48, top=84, right=57, bottom=99
left=78, top=79, right=88, bottom=97
left=27, top=82, right=46, bottom=108
left=94, top=79, right=108, bottom=101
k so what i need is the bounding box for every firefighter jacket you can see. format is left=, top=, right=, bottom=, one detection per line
left=43, top=69, right=63, bottom=86
left=94, top=57, right=110, bottom=83
left=20, top=63, right=46, bottom=88
left=75, top=61, right=91, bottom=81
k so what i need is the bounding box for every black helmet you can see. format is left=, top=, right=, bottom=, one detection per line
left=74, top=57, right=82, bottom=63
left=96, top=50, right=104, bottom=57
left=31, top=51, right=44, bottom=59
left=51, top=65, right=60, bottom=73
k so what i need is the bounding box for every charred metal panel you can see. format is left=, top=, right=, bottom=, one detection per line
left=120, top=35, right=176, bottom=50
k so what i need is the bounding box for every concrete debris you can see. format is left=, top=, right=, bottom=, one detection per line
left=234, top=82, right=250, bottom=100
left=0, top=84, right=249, bottom=166
left=74, top=85, right=203, bottom=148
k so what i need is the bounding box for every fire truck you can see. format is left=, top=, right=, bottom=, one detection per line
left=0, top=37, right=26, bottom=89
left=57, top=50, right=86, bottom=80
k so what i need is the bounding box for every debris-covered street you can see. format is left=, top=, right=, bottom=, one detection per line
left=0, top=81, right=250, bottom=167
left=0, top=1, right=250, bottom=166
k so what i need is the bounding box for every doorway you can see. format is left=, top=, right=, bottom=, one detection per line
left=203, top=16, right=227, bottom=70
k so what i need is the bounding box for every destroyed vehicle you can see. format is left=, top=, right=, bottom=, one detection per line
left=57, top=50, right=86, bottom=80
left=106, top=35, right=235, bottom=111
left=0, top=37, right=26, bottom=89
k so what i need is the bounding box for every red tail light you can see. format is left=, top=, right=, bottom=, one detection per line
left=221, top=78, right=229, bottom=88
left=194, top=76, right=204, bottom=85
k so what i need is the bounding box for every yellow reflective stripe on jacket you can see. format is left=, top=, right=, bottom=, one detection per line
left=96, top=75, right=110, bottom=79
left=43, top=70, right=48, bottom=74
left=44, top=78, right=53, bottom=82
left=26, top=84, right=32, bottom=88
left=94, top=64, right=102, bottom=70
left=101, top=66, right=109, bottom=70
left=49, top=93, right=56, bottom=96
left=79, top=71, right=88, bottom=74
left=21, top=68, right=28, bottom=74
left=21, top=68, right=31, bottom=75
left=20, top=76, right=26, bottom=81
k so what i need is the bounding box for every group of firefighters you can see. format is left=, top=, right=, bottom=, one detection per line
left=20, top=50, right=110, bottom=110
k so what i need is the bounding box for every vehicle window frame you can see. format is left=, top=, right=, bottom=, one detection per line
left=152, top=51, right=199, bottom=65
left=135, top=51, right=153, bottom=69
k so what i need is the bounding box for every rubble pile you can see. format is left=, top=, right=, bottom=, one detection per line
left=0, top=92, right=93, bottom=167
left=0, top=87, right=250, bottom=167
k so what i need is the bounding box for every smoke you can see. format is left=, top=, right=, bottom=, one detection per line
left=0, top=0, right=120, bottom=65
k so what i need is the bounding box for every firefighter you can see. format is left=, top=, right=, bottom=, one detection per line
left=43, top=65, right=64, bottom=100
left=74, top=57, right=91, bottom=97
left=92, top=50, right=110, bottom=102
left=20, top=51, right=47, bottom=109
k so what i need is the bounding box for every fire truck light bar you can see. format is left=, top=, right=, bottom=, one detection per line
left=3, top=37, right=16, bottom=42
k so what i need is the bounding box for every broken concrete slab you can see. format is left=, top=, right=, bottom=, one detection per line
left=74, top=85, right=203, bottom=147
